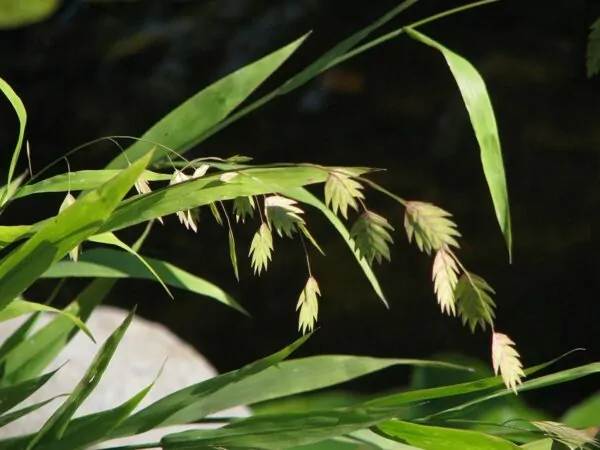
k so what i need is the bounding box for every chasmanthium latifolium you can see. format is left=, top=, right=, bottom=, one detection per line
left=58, top=162, right=524, bottom=393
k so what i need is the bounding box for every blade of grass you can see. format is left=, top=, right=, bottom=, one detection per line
left=0, top=77, right=27, bottom=206
left=26, top=309, right=136, bottom=449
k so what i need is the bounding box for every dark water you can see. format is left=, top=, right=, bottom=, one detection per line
left=0, top=0, right=598, bottom=415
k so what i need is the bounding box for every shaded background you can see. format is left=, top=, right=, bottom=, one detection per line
left=0, top=0, right=597, bottom=415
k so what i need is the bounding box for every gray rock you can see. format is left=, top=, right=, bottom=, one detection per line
left=0, top=306, right=249, bottom=448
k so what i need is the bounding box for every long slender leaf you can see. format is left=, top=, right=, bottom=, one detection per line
left=425, top=363, right=600, bottom=420
left=160, top=406, right=410, bottom=449
left=41, top=248, right=247, bottom=315
left=26, top=309, right=136, bottom=449
left=0, top=367, right=60, bottom=415
left=108, top=335, right=311, bottom=440
left=0, top=311, right=40, bottom=361
left=0, top=298, right=93, bottom=341
left=0, top=395, right=65, bottom=428
left=13, top=170, right=171, bottom=199
left=0, top=153, right=151, bottom=309
left=0, top=279, right=114, bottom=387
left=109, top=354, right=461, bottom=443
left=88, top=232, right=173, bottom=298
left=405, top=27, right=512, bottom=259
left=106, top=35, right=309, bottom=169
left=97, top=166, right=368, bottom=235
left=0, top=77, right=27, bottom=206
left=38, top=363, right=164, bottom=450
left=375, top=419, right=520, bottom=449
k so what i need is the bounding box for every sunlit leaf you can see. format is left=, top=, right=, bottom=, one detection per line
left=376, top=419, right=520, bottom=449
left=404, top=201, right=459, bottom=255
left=350, top=211, right=394, bottom=265
left=405, top=28, right=512, bottom=260
left=228, top=228, right=240, bottom=281
left=265, top=195, right=305, bottom=238
left=432, top=246, right=459, bottom=316
left=0, top=77, right=27, bottom=206
left=454, top=272, right=496, bottom=332
left=324, top=171, right=364, bottom=219
left=296, top=277, right=321, bottom=335
left=58, top=193, right=80, bottom=262
left=492, top=332, right=525, bottom=394
left=233, top=196, right=255, bottom=223
left=249, top=223, right=273, bottom=275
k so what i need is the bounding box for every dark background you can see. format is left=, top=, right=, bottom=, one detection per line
left=0, top=0, right=597, bottom=415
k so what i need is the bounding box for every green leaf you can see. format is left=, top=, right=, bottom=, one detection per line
left=112, top=354, right=463, bottom=445
left=324, top=171, right=364, bottom=219
left=0, top=153, right=151, bottom=310
left=249, top=223, right=273, bottom=275
left=0, top=311, right=40, bottom=361
left=520, top=438, right=555, bottom=449
left=426, top=362, right=600, bottom=421
left=13, top=170, right=171, bottom=199
left=0, top=225, right=32, bottom=249
left=404, top=201, right=460, bottom=255
left=0, top=298, right=93, bottom=342
left=296, top=277, right=321, bottom=335
left=109, top=335, right=311, bottom=440
left=0, top=279, right=114, bottom=387
left=97, top=165, right=364, bottom=235
left=455, top=272, right=496, bottom=333
left=0, top=0, right=60, bottom=28
left=106, top=35, right=309, bottom=170
left=562, top=390, right=600, bottom=429
left=233, top=196, right=255, bottom=223
left=88, top=231, right=173, bottom=298
left=282, top=187, right=387, bottom=307
left=39, top=364, right=164, bottom=450
left=0, top=171, right=27, bottom=206
left=587, top=18, right=600, bottom=78
left=350, top=211, right=394, bottom=265
left=0, top=77, right=27, bottom=206
left=0, top=367, right=60, bottom=415
left=376, top=419, right=520, bottom=449
left=0, top=395, right=65, bottom=429
left=209, top=202, right=223, bottom=226
left=405, top=28, right=512, bottom=260
left=161, top=405, right=408, bottom=449
left=228, top=227, right=240, bottom=281
left=265, top=195, right=305, bottom=238
left=41, top=248, right=247, bottom=315
left=26, top=309, right=136, bottom=449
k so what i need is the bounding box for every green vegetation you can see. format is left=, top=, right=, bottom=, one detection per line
left=0, top=1, right=597, bottom=449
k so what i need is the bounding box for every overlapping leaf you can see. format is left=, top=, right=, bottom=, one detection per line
left=432, top=246, right=460, bottom=316
left=297, top=277, right=321, bottom=335
left=265, top=195, right=305, bottom=238
left=233, top=196, right=255, bottom=223
left=324, top=171, right=364, bottom=219
left=249, top=223, right=273, bottom=275
left=454, top=272, right=496, bottom=332
left=492, top=332, right=525, bottom=394
left=350, top=211, right=394, bottom=265
left=404, top=201, right=460, bottom=255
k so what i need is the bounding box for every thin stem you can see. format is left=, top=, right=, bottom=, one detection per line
left=407, top=0, right=500, bottom=29
left=358, top=176, right=407, bottom=207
